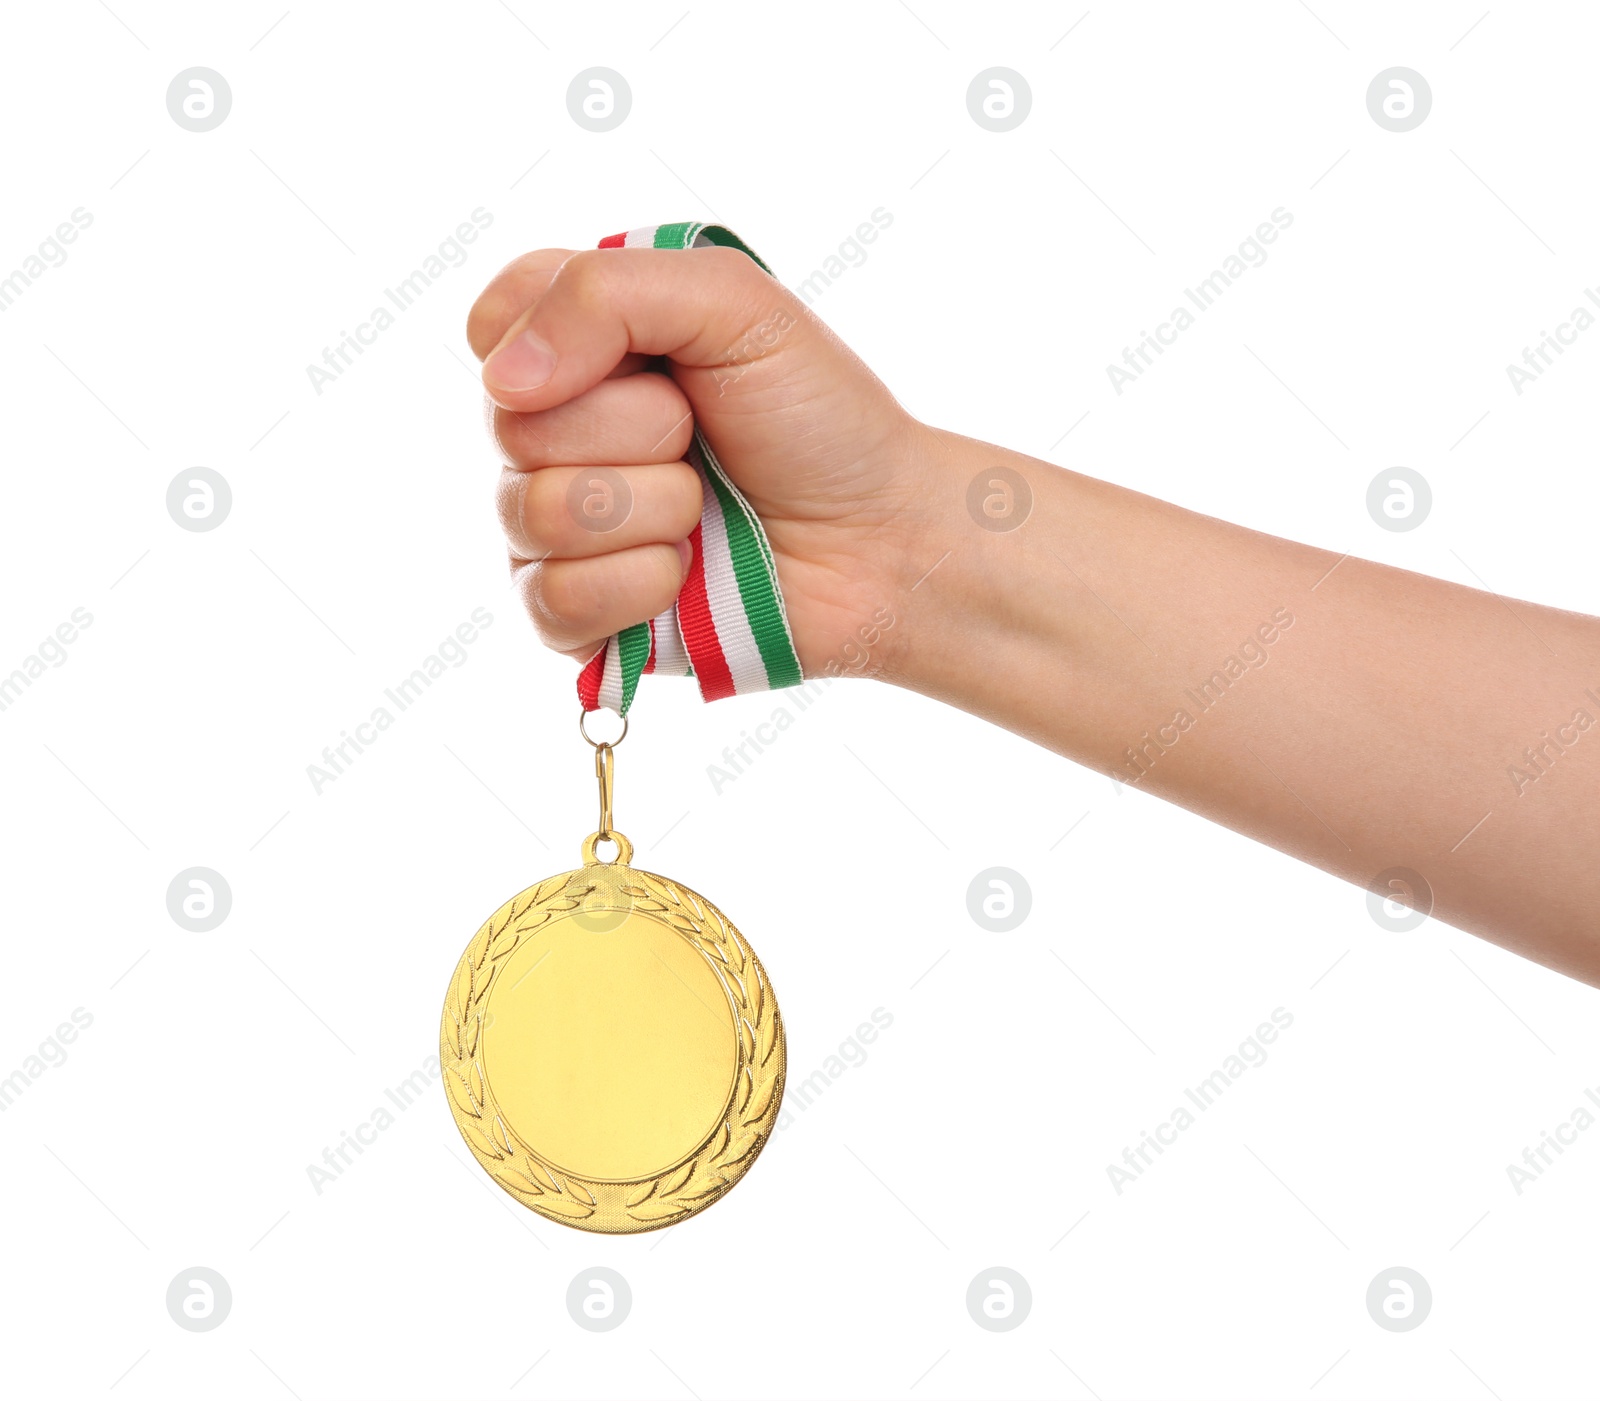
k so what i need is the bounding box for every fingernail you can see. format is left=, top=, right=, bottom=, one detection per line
left=675, top=538, right=693, bottom=575
left=485, top=329, right=557, bottom=392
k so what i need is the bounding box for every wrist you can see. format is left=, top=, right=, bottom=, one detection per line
left=874, top=426, right=1087, bottom=707
left=785, top=418, right=991, bottom=688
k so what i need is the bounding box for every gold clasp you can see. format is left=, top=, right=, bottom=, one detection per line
left=595, top=742, right=614, bottom=839
left=578, top=709, right=629, bottom=857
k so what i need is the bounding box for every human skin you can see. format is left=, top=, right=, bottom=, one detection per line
left=468, top=245, right=1600, bottom=988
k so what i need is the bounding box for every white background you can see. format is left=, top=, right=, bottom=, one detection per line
left=2, top=2, right=1598, bottom=1398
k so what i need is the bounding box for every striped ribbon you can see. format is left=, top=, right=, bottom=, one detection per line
left=576, top=223, right=802, bottom=715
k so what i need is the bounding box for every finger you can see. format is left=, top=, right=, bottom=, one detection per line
left=494, top=372, right=695, bottom=469
left=496, top=461, right=701, bottom=561
left=467, top=246, right=651, bottom=378
left=467, top=249, right=572, bottom=359
left=512, top=542, right=691, bottom=658
left=480, top=245, right=811, bottom=411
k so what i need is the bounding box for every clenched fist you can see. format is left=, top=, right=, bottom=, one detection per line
left=467, top=243, right=947, bottom=678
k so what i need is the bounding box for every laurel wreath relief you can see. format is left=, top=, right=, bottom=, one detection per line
left=440, top=867, right=785, bottom=1232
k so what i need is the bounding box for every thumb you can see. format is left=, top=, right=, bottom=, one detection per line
left=480, top=244, right=810, bottom=413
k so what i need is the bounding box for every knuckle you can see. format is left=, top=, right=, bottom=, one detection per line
left=698, top=243, right=755, bottom=276
left=552, top=248, right=618, bottom=309
left=533, top=562, right=598, bottom=636
left=517, top=561, right=576, bottom=645
left=494, top=470, right=537, bottom=554
left=662, top=463, right=703, bottom=534
left=701, top=245, right=779, bottom=305
left=493, top=406, right=550, bottom=466
left=640, top=543, right=687, bottom=608
left=652, top=397, right=695, bottom=456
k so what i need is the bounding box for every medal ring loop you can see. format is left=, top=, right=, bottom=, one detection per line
left=578, top=709, right=628, bottom=749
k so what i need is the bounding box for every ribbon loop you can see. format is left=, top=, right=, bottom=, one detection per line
left=576, top=224, right=802, bottom=715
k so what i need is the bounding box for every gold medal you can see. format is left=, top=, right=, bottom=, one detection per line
left=440, top=718, right=786, bottom=1233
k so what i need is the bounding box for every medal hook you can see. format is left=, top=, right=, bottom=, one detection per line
left=578, top=709, right=630, bottom=863
left=595, top=742, right=615, bottom=840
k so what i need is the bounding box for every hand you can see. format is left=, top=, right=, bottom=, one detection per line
left=467, top=245, right=946, bottom=676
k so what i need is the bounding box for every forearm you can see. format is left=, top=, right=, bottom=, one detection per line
left=889, top=428, right=1600, bottom=984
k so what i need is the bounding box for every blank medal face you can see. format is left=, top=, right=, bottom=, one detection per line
left=442, top=861, right=785, bottom=1233
left=482, top=909, right=740, bottom=1182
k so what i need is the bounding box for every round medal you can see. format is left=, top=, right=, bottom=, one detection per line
left=441, top=809, right=786, bottom=1233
